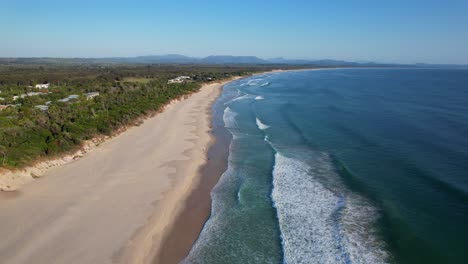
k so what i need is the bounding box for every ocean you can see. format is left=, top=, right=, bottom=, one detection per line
left=183, top=68, right=468, bottom=264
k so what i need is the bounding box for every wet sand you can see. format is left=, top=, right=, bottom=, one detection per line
left=155, top=80, right=233, bottom=263
left=0, top=81, right=232, bottom=264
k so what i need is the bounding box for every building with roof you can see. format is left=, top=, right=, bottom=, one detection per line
left=84, top=92, right=99, bottom=100
left=35, top=105, right=49, bottom=111
left=58, top=95, right=79, bottom=103
left=35, top=83, right=50, bottom=89
left=168, top=76, right=191, bottom=84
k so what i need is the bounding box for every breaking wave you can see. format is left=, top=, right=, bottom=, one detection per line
left=256, top=118, right=270, bottom=130
left=224, top=92, right=253, bottom=105
left=223, top=106, right=238, bottom=129
left=271, top=152, right=389, bottom=264
left=239, top=78, right=270, bottom=87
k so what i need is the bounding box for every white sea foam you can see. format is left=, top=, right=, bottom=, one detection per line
left=224, top=88, right=259, bottom=105
left=271, top=152, right=389, bottom=264
left=224, top=90, right=246, bottom=105
left=223, top=107, right=238, bottom=129
left=260, top=82, right=270, bottom=87
left=232, top=94, right=254, bottom=102
left=248, top=78, right=263, bottom=84
left=239, top=78, right=266, bottom=87
left=182, top=164, right=237, bottom=263
left=255, top=96, right=264, bottom=100
left=255, top=118, right=269, bottom=130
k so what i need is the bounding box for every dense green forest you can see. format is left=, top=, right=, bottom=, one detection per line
left=0, top=64, right=293, bottom=168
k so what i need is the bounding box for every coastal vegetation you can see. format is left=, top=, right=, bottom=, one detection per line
left=0, top=64, right=284, bottom=168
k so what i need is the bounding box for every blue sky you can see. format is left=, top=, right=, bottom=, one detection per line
left=2, top=0, right=468, bottom=64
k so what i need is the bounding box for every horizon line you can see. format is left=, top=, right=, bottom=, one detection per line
left=1, top=55, right=468, bottom=66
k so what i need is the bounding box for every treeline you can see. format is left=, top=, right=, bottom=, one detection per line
left=0, top=64, right=279, bottom=168
left=0, top=64, right=283, bottom=86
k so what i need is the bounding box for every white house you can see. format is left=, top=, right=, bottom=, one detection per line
left=13, top=92, right=43, bottom=100
left=84, top=92, right=99, bottom=100
left=168, top=76, right=191, bottom=84
left=35, top=105, right=49, bottom=111
left=25, top=92, right=42, bottom=97
left=35, top=83, right=50, bottom=89
left=0, top=104, right=20, bottom=111
left=58, top=94, right=79, bottom=103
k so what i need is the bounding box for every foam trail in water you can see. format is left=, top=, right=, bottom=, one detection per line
left=227, top=94, right=253, bottom=104
left=255, top=96, right=264, bottom=100
left=236, top=94, right=251, bottom=100
left=182, top=164, right=238, bottom=263
left=224, top=89, right=252, bottom=105
left=271, top=152, right=389, bottom=264
left=239, top=78, right=266, bottom=87
left=223, top=107, right=238, bottom=129
left=256, top=118, right=270, bottom=130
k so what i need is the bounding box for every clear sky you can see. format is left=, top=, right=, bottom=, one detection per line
left=2, top=0, right=468, bottom=64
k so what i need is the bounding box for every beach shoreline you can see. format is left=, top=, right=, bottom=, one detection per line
left=154, top=78, right=236, bottom=263
left=0, top=79, right=236, bottom=264
left=154, top=69, right=313, bottom=263
left=114, top=78, right=240, bottom=264
left=0, top=70, right=306, bottom=264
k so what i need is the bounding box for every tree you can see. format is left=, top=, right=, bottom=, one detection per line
left=0, top=145, right=7, bottom=166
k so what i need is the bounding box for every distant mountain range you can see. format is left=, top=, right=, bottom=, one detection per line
left=0, top=55, right=467, bottom=68
left=104, top=55, right=381, bottom=66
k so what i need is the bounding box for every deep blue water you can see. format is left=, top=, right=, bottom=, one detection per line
left=184, top=69, right=468, bottom=264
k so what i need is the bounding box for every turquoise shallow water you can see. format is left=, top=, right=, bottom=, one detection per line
left=184, top=69, right=468, bottom=264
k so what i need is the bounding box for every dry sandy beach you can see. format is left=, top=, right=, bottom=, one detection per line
left=0, top=80, right=232, bottom=264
